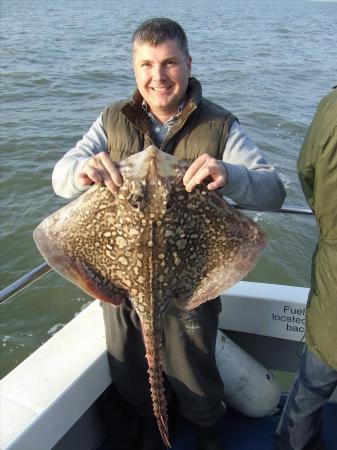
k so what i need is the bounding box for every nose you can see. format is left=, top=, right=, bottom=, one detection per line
left=152, top=63, right=166, bottom=81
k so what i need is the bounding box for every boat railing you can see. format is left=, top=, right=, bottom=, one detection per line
left=0, top=204, right=313, bottom=306
left=1, top=262, right=52, bottom=305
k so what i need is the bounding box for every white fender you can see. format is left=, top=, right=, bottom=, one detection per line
left=215, top=330, right=280, bottom=417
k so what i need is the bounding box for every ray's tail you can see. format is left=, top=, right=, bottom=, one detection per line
left=142, top=324, right=170, bottom=448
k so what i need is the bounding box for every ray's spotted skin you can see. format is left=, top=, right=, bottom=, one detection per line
left=33, top=146, right=267, bottom=447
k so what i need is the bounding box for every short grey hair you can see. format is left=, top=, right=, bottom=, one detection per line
left=132, top=18, right=190, bottom=58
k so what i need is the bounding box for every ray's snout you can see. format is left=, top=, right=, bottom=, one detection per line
left=146, top=149, right=161, bottom=184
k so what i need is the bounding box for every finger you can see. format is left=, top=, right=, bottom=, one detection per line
left=87, top=160, right=119, bottom=194
left=77, top=156, right=104, bottom=184
left=205, top=162, right=228, bottom=190
left=206, top=178, right=226, bottom=191
left=185, top=166, right=214, bottom=192
left=185, top=161, right=227, bottom=192
left=100, top=169, right=120, bottom=194
left=99, top=153, right=123, bottom=188
left=83, top=164, right=104, bottom=184
left=77, top=173, right=95, bottom=186
left=80, top=154, right=122, bottom=194
left=183, top=154, right=210, bottom=186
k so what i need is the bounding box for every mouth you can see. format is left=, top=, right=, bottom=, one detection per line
left=150, top=85, right=173, bottom=92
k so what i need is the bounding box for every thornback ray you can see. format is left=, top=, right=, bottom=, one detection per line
left=33, top=145, right=267, bottom=447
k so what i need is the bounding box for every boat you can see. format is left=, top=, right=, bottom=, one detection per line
left=1, top=206, right=336, bottom=450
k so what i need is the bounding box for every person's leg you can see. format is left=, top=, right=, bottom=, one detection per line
left=162, top=298, right=226, bottom=449
left=102, top=301, right=167, bottom=449
left=102, top=300, right=154, bottom=416
left=275, top=346, right=337, bottom=450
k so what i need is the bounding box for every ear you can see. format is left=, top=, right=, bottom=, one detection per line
left=187, top=55, right=192, bottom=77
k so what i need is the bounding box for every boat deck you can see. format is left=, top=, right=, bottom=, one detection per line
left=99, top=396, right=336, bottom=450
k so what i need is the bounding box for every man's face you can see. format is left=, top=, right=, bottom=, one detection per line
left=133, top=39, right=192, bottom=122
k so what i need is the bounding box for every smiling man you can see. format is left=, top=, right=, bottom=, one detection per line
left=133, top=37, right=191, bottom=124
left=52, top=18, right=285, bottom=450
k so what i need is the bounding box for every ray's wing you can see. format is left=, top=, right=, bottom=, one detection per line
left=33, top=184, right=130, bottom=306
left=156, top=181, right=267, bottom=311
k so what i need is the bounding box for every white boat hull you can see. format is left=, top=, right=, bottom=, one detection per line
left=1, top=281, right=336, bottom=450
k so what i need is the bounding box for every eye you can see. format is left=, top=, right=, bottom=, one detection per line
left=129, top=194, right=144, bottom=209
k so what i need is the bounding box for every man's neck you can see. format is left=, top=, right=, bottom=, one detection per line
left=147, top=108, right=177, bottom=125
left=142, top=102, right=185, bottom=125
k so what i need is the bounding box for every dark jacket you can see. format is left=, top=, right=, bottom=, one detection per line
left=297, top=87, right=337, bottom=370
left=102, top=77, right=237, bottom=162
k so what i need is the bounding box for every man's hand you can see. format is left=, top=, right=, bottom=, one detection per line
left=183, top=154, right=228, bottom=192
left=76, top=152, right=123, bottom=194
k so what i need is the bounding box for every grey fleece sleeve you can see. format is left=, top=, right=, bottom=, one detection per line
left=52, top=116, right=286, bottom=210
left=52, top=113, right=107, bottom=199
left=220, top=122, right=286, bottom=211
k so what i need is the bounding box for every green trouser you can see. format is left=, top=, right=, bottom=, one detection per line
left=102, top=297, right=226, bottom=426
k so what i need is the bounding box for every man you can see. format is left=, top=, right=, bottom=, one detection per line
left=53, top=18, right=285, bottom=450
left=275, top=87, right=337, bottom=450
